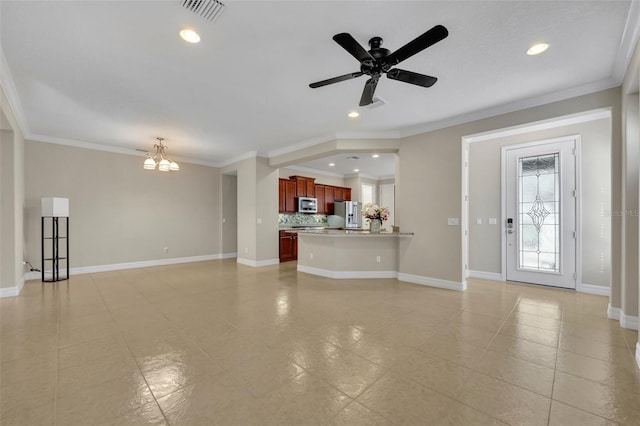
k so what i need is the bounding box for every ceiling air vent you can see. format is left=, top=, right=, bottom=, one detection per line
left=181, top=0, right=225, bottom=22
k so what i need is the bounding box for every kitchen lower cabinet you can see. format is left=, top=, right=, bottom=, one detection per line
left=279, top=230, right=297, bottom=262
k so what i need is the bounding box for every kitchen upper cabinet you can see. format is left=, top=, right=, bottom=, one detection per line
left=334, top=187, right=344, bottom=202
left=324, top=186, right=334, bottom=214
left=343, top=188, right=351, bottom=201
left=279, top=230, right=297, bottom=262
left=290, top=176, right=315, bottom=197
left=315, top=185, right=326, bottom=214
left=279, top=179, right=297, bottom=213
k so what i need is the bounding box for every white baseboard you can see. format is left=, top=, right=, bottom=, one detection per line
left=297, top=265, right=398, bottom=279
left=608, top=304, right=639, bottom=330
left=607, top=303, right=620, bottom=320
left=576, top=283, right=610, bottom=296
left=467, top=270, right=502, bottom=281
left=621, top=314, right=640, bottom=330
left=636, top=342, right=640, bottom=369
left=6, top=254, right=237, bottom=297
left=236, top=258, right=280, bottom=267
left=398, top=272, right=467, bottom=292
left=0, top=274, right=25, bottom=298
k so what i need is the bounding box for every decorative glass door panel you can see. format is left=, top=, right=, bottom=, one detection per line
left=505, top=139, right=576, bottom=289
left=518, top=153, right=560, bottom=273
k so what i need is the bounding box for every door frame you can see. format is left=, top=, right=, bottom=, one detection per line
left=500, top=135, right=582, bottom=287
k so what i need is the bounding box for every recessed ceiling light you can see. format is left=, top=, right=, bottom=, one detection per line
left=353, top=169, right=360, bottom=172
left=328, top=163, right=335, bottom=167
left=526, top=42, right=549, bottom=56
left=372, top=154, right=380, bottom=158
left=179, top=29, right=201, bottom=43
left=348, top=111, right=359, bottom=118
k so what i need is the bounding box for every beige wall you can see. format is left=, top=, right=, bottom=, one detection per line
left=255, top=157, right=279, bottom=261
left=621, top=31, right=640, bottom=332
left=297, top=234, right=398, bottom=272
left=468, top=118, right=612, bottom=288
left=0, top=87, right=25, bottom=292
left=24, top=141, right=223, bottom=269
left=221, top=174, right=237, bottom=254
left=223, top=156, right=278, bottom=264
left=279, top=167, right=345, bottom=187
left=397, top=88, right=621, bottom=286
left=622, top=94, right=639, bottom=317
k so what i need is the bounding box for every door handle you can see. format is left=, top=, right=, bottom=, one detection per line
left=507, top=218, right=514, bottom=234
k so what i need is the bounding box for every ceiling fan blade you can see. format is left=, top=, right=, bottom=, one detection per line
left=309, top=72, right=364, bottom=88
left=385, top=25, right=448, bottom=66
left=333, top=33, right=375, bottom=65
left=387, top=68, right=437, bottom=88
left=359, top=75, right=380, bottom=106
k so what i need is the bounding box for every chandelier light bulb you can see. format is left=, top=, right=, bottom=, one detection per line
left=158, top=158, right=171, bottom=171
left=143, top=154, right=156, bottom=170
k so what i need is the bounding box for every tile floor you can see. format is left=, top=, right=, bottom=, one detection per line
left=1, top=259, right=639, bottom=425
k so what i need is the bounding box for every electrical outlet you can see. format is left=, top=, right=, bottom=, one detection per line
left=164, top=246, right=168, bottom=253
left=257, top=218, right=262, bottom=224
left=476, top=218, right=482, bottom=225
left=447, top=218, right=460, bottom=226
left=376, top=255, right=381, bottom=263
left=310, top=253, right=314, bottom=260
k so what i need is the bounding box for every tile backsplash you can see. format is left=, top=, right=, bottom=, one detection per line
left=279, top=213, right=328, bottom=226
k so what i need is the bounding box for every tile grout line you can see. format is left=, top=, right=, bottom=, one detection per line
left=92, top=271, right=173, bottom=425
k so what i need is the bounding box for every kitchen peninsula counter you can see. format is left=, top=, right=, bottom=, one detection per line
left=295, top=229, right=413, bottom=279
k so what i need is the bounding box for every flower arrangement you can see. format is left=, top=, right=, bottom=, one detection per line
left=362, top=203, right=390, bottom=222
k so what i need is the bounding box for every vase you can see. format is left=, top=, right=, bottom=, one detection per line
left=369, top=219, right=381, bottom=233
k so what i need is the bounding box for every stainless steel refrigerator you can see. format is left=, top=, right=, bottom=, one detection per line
left=333, top=201, right=363, bottom=229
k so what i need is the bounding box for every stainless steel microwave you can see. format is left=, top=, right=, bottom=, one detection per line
left=297, top=197, right=318, bottom=213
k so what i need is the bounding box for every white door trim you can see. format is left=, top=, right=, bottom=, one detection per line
left=500, top=135, right=582, bottom=287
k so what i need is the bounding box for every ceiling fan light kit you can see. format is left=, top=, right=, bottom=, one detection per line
left=309, top=25, right=449, bottom=106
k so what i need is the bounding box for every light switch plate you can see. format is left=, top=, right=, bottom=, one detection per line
left=447, top=218, right=460, bottom=226
left=476, top=218, right=482, bottom=225
left=488, top=218, right=497, bottom=225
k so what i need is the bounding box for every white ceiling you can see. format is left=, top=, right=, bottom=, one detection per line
left=0, top=1, right=636, bottom=178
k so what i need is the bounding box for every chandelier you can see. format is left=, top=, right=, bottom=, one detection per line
left=143, top=137, right=179, bottom=171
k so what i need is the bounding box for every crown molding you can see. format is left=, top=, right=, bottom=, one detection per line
left=284, top=164, right=345, bottom=178
left=267, top=134, right=337, bottom=158
left=218, top=150, right=260, bottom=167
left=463, top=107, right=612, bottom=144
left=397, top=77, right=619, bottom=140
left=334, top=130, right=403, bottom=139
left=613, top=0, right=640, bottom=82
left=0, top=46, right=30, bottom=135
left=28, top=133, right=221, bottom=167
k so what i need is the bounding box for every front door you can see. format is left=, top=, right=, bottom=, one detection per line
left=504, top=138, right=577, bottom=289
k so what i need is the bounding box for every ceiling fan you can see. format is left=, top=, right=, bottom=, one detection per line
left=309, top=25, right=449, bottom=106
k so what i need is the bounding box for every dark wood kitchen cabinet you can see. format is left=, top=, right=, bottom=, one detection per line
left=290, top=175, right=315, bottom=197
left=315, top=185, right=326, bottom=214
left=323, top=185, right=334, bottom=214
left=334, top=187, right=344, bottom=202
left=279, top=230, right=297, bottom=262
left=279, top=179, right=297, bottom=213
left=343, top=188, right=351, bottom=202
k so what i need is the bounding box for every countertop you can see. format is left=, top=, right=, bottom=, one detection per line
left=293, top=229, right=414, bottom=237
